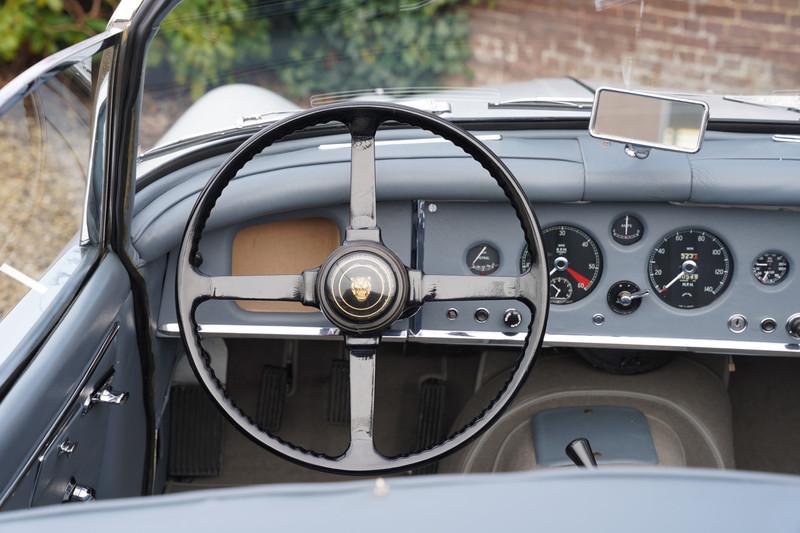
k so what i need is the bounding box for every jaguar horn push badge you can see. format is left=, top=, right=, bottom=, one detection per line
left=324, top=252, right=397, bottom=323
left=350, top=276, right=372, bottom=303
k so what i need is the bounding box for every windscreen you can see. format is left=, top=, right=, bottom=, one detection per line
left=141, top=0, right=799, bottom=152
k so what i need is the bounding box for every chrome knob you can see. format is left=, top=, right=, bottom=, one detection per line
left=787, top=314, right=800, bottom=339
left=503, top=309, right=522, bottom=328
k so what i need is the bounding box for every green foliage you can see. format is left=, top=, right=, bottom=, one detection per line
left=0, top=0, right=117, bottom=63
left=273, top=0, right=482, bottom=100
left=1, top=0, right=487, bottom=102
left=147, top=0, right=271, bottom=99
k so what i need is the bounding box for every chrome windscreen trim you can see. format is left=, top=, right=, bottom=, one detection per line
left=159, top=322, right=800, bottom=355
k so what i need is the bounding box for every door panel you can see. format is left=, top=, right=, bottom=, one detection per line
left=0, top=255, right=146, bottom=508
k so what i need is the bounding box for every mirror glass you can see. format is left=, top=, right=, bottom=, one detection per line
left=589, top=88, right=708, bottom=153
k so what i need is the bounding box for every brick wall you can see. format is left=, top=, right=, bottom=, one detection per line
left=468, top=0, right=800, bottom=93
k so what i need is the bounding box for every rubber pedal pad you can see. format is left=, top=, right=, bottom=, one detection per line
left=327, top=358, right=350, bottom=425
left=168, top=384, right=223, bottom=478
left=412, top=378, right=447, bottom=475
left=257, top=365, right=289, bottom=433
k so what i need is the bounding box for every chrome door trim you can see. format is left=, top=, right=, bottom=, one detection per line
left=158, top=322, right=800, bottom=355
left=0, top=30, right=121, bottom=116
left=0, top=323, right=119, bottom=507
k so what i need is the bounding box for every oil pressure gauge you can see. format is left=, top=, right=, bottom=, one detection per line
left=753, top=251, right=789, bottom=285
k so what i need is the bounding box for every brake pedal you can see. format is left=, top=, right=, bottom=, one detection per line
left=257, top=365, right=289, bottom=433
left=327, top=358, right=349, bottom=425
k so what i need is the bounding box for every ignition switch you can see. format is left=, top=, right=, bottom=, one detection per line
left=607, top=281, right=649, bottom=315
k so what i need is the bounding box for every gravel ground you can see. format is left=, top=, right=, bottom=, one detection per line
left=0, top=83, right=88, bottom=320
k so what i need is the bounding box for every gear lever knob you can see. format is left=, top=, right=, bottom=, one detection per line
left=565, top=437, right=598, bottom=468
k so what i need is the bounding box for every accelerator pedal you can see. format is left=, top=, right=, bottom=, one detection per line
left=168, top=384, right=223, bottom=478
left=327, top=358, right=350, bottom=425
left=412, top=378, right=447, bottom=475
left=256, top=365, right=289, bottom=433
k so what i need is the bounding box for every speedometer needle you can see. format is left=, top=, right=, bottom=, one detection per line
left=659, top=259, right=698, bottom=294
left=659, top=270, right=685, bottom=294
left=566, top=267, right=591, bottom=287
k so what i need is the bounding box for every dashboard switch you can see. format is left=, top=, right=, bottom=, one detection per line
left=503, top=309, right=522, bottom=328
left=760, top=318, right=777, bottom=333
left=474, top=308, right=490, bottom=323
left=787, top=314, right=800, bottom=339
left=607, top=281, right=647, bottom=315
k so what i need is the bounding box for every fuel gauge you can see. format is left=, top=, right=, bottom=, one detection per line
left=466, top=243, right=500, bottom=275
left=753, top=251, right=789, bottom=285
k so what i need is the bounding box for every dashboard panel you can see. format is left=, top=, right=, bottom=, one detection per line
left=157, top=199, right=800, bottom=355
left=418, top=201, right=800, bottom=353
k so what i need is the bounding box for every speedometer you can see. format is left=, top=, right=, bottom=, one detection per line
left=648, top=229, right=732, bottom=309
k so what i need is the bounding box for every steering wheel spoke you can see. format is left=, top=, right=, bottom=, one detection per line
left=345, top=117, right=381, bottom=242
left=340, top=336, right=384, bottom=464
left=184, top=267, right=317, bottom=306
left=411, top=271, right=541, bottom=306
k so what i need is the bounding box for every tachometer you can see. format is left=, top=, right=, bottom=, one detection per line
left=753, top=251, right=789, bottom=285
left=648, top=229, right=732, bottom=309
left=522, top=225, right=602, bottom=305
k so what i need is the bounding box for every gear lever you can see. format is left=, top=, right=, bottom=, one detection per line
left=565, top=438, right=598, bottom=468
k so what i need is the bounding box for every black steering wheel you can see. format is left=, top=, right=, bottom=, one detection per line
left=176, top=102, right=548, bottom=474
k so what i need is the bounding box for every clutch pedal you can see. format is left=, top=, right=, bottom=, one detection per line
left=168, top=385, right=223, bottom=478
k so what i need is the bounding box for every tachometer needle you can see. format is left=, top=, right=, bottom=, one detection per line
left=566, top=267, right=591, bottom=287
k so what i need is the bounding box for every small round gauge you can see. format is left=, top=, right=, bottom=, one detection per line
left=533, top=225, right=603, bottom=305
left=549, top=277, right=574, bottom=303
left=466, top=243, right=500, bottom=275
left=520, top=246, right=532, bottom=274
left=611, top=214, right=644, bottom=245
left=648, top=229, right=732, bottom=309
left=753, top=251, right=789, bottom=285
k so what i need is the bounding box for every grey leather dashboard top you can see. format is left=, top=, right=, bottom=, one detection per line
left=3, top=468, right=800, bottom=532
left=132, top=128, right=800, bottom=263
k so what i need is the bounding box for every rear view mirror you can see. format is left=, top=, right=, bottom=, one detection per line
left=589, top=88, right=709, bottom=154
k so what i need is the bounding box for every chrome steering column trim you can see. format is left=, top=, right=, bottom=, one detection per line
left=159, top=323, right=799, bottom=356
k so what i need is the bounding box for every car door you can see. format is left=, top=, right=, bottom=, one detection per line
left=0, top=30, right=150, bottom=510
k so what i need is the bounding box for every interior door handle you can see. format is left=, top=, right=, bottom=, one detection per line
left=91, top=388, right=129, bottom=405
left=83, top=378, right=129, bottom=412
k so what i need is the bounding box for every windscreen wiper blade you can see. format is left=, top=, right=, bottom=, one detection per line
left=488, top=97, right=594, bottom=110
left=722, top=95, right=800, bottom=115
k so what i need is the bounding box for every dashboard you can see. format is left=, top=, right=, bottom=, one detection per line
left=156, top=200, right=800, bottom=356
left=136, top=126, right=800, bottom=357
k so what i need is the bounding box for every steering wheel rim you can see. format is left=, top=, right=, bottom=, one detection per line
left=176, top=102, right=549, bottom=474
